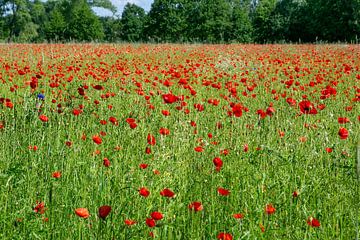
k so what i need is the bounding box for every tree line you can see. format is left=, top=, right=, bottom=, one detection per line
left=0, top=0, right=359, bottom=43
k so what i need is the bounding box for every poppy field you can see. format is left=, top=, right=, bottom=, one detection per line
left=0, top=44, right=359, bottom=239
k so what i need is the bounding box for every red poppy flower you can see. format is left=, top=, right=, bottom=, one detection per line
left=233, top=213, right=244, bottom=219
left=75, top=208, right=90, bottom=218
left=150, top=211, right=163, bottom=221
left=232, top=103, right=243, bottom=117
left=188, top=201, right=203, bottom=212
left=325, top=148, right=333, bottom=153
left=292, top=191, right=299, bottom=198
left=217, top=233, right=233, bottom=240
left=103, top=158, right=111, bottom=167
left=52, top=171, right=61, bottom=179
left=34, top=201, right=46, bottom=214
left=73, top=109, right=82, bottom=116
left=217, top=187, right=230, bottom=196
left=139, top=163, right=148, bottom=169
left=124, top=219, right=137, bottom=225
left=92, top=135, right=102, bottom=145
left=146, top=218, right=156, bottom=227
left=243, top=144, right=249, bottom=152
left=299, top=100, right=317, bottom=114
left=160, top=188, right=175, bottom=198
left=194, top=146, right=204, bottom=152
left=109, top=117, right=118, bottom=125
left=307, top=217, right=320, bottom=227
left=266, top=107, right=275, bottom=116
left=213, top=157, right=223, bottom=171
left=98, top=205, right=111, bottom=220
left=338, top=127, right=349, bottom=139
left=265, top=204, right=276, bottom=215
left=161, top=110, right=170, bottom=116
left=129, top=122, right=137, bottom=129
left=145, top=147, right=151, bottom=154
left=147, top=134, right=156, bottom=145
left=139, top=187, right=150, bottom=197
left=338, top=117, right=350, bottom=124
left=159, top=127, right=170, bottom=135
left=39, top=115, right=49, bottom=122
left=162, top=93, right=177, bottom=104
left=286, top=98, right=297, bottom=106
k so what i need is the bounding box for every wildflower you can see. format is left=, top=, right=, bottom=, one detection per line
left=217, top=233, right=233, bottom=240
left=92, top=135, right=102, bottom=145
left=307, top=217, right=320, bottom=227
left=139, top=187, right=150, bottom=197
left=150, top=211, right=163, bottom=221
left=160, top=188, right=175, bottom=198
left=103, top=158, right=111, bottom=167
left=265, top=204, right=276, bottom=215
left=124, top=219, right=137, bottom=225
left=233, top=213, right=244, bottom=219
left=52, top=171, right=61, bottom=179
left=39, top=115, right=48, bottom=122
left=75, top=208, right=90, bottom=218
left=98, top=205, right=111, bottom=220
left=188, top=201, right=203, bottom=212
left=217, top=187, right=230, bottom=196
left=146, top=218, right=156, bottom=227
left=147, top=134, right=156, bottom=145
left=338, top=127, right=349, bottom=139
left=37, top=93, right=45, bottom=100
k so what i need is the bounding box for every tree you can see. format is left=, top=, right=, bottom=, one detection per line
left=145, top=0, right=188, bottom=42
left=191, top=0, right=232, bottom=43
left=229, top=0, right=253, bottom=42
left=121, top=3, right=146, bottom=42
left=252, top=0, right=277, bottom=42
left=100, top=16, right=122, bottom=42
left=66, top=0, right=104, bottom=41
left=44, top=5, right=67, bottom=41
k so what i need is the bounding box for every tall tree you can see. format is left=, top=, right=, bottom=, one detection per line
left=100, top=16, right=122, bottom=42
left=197, top=0, right=232, bottom=42
left=44, top=3, right=67, bottom=41
left=145, top=0, right=188, bottom=42
left=229, top=0, right=253, bottom=42
left=252, top=0, right=277, bottom=42
left=121, top=3, right=146, bottom=42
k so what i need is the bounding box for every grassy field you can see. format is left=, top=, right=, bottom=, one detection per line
left=0, top=44, right=359, bottom=239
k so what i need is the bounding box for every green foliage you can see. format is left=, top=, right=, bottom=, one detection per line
left=44, top=6, right=67, bottom=42
left=0, top=0, right=360, bottom=43
left=66, top=0, right=104, bottom=41
left=145, top=0, right=188, bottom=42
left=100, top=17, right=122, bottom=42
left=121, top=3, right=146, bottom=42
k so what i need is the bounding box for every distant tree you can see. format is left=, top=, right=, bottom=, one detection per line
left=197, top=0, right=232, bottom=43
left=252, top=0, right=277, bottom=42
left=29, top=0, right=47, bottom=41
left=44, top=5, right=67, bottom=41
left=66, top=0, right=104, bottom=41
left=229, top=0, right=253, bottom=42
left=100, top=16, right=122, bottom=42
left=145, top=0, right=188, bottom=42
left=121, top=3, right=146, bottom=42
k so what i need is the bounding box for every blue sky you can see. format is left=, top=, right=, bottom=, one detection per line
left=94, top=0, right=154, bottom=17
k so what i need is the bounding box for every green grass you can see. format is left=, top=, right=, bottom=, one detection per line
left=0, top=44, right=359, bottom=239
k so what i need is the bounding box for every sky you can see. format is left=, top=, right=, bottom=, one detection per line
left=94, top=0, right=154, bottom=17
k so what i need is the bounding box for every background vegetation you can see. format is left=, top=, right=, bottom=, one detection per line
left=0, top=0, right=359, bottom=43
